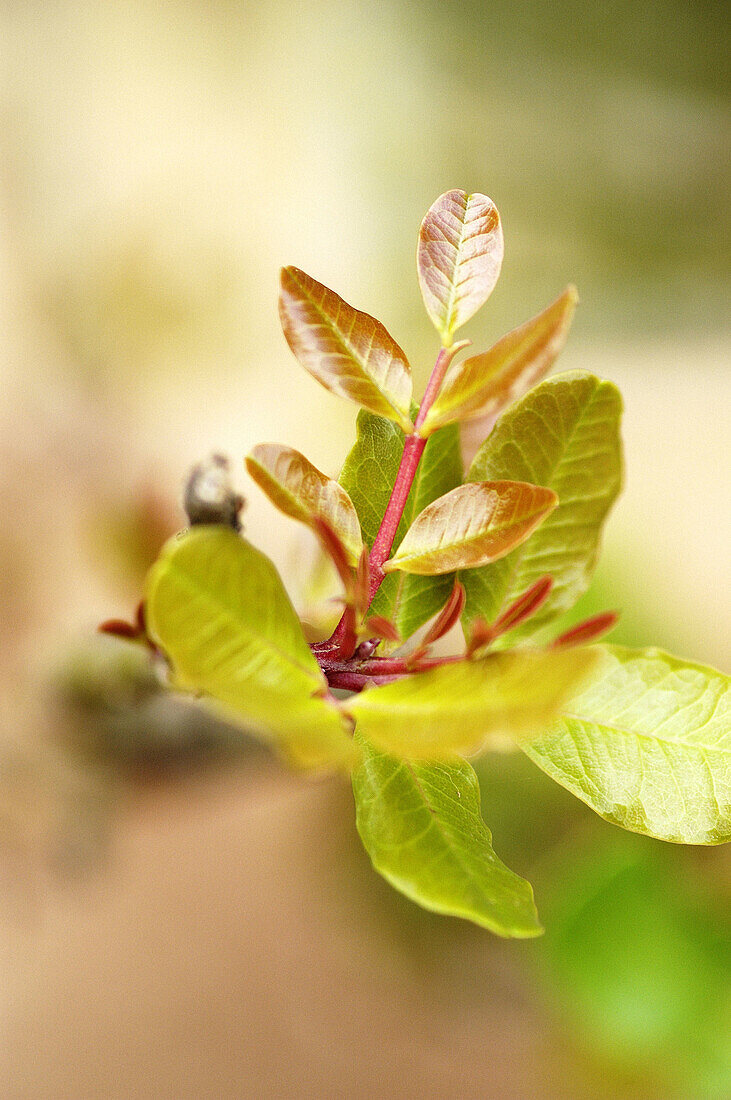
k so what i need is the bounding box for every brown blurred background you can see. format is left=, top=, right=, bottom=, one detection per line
left=1, top=2, right=729, bottom=1097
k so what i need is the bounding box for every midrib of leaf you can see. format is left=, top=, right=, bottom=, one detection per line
left=441, top=199, right=471, bottom=335
left=165, top=556, right=322, bottom=686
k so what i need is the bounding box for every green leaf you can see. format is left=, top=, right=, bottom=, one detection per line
left=383, top=480, right=557, bottom=576
left=343, top=647, right=599, bottom=759
left=352, top=733, right=542, bottom=936
left=145, top=526, right=357, bottom=770
left=279, top=266, right=413, bottom=431
left=420, top=286, right=577, bottom=435
left=246, top=443, right=363, bottom=566
left=523, top=645, right=731, bottom=844
left=417, top=190, right=504, bottom=344
left=462, top=372, right=623, bottom=643
left=339, top=409, right=463, bottom=642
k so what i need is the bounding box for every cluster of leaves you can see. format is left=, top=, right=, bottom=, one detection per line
left=105, top=191, right=730, bottom=937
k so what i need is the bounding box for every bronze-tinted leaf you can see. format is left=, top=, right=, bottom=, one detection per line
left=246, top=443, right=363, bottom=567
left=279, top=266, right=413, bottom=430
left=417, top=190, right=504, bottom=344
left=421, top=286, right=578, bottom=435
left=383, top=481, right=558, bottom=576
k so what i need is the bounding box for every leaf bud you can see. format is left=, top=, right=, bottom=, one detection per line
left=183, top=454, right=244, bottom=531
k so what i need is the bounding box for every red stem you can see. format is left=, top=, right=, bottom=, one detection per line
left=322, top=652, right=462, bottom=679
left=325, top=671, right=401, bottom=691
left=323, top=649, right=463, bottom=692
left=320, top=342, right=464, bottom=660
left=414, top=346, right=453, bottom=431
left=367, top=344, right=464, bottom=594
left=366, top=433, right=426, bottom=600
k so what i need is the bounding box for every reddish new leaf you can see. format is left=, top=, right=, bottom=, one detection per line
left=465, top=617, right=494, bottom=658
left=310, top=516, right=354, bottom=591
left=408, top=580, right=467, bottom=663
left=363, top=615, right=402, bottom=644
left=552, top=611, right=619, bottom=649
left=384, top=481, right=558, bottom=576
left=99, top=618, right=140, bottom=640
left=417, top=190, right=504, bottom=344
left=492, top=576, right=554, bottom=640
left=279, top=267, right=413, bottom=430
left=422, top=580, right=466, bottom=646
left=420, top=286, right=578, bottom=435
left=246, top=443, right=363, bottom=567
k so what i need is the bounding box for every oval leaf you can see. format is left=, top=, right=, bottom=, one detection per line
left=279, top=266, right=413, bottom=430
left=383, top=480, right=558, bottom=576
left=344, top=647, right=599, bottom=759
left=523, top=645, right=731, bottom=844
left=421, top=286, right=578, bottom=435
left=353, top=734, right=542, bottom=937
left=145, top=526, right=357, bottom=769
left=417, top=190, right=504, bottom=344
left=246, top=443, right=363, bottom=567
left=462, top=372, right=623, bottom=642
left=339, top=409, right=463, bottom=643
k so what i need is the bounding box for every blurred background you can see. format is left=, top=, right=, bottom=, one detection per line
left=1, top=1, right=729, bottom=1097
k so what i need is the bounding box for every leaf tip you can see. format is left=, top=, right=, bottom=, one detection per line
left=279, top=263, right=298, bottom=283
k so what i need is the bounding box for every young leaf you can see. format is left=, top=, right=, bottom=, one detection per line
left=492, top=576, right=554, bottom=640
left=417, top=190, right=504, bottom=344
left=145, top=526, right=357, bottom=769
left=551, top=610, right=619, bottom=649
left=246, top=443, right=363, bottom=567
left=352, top=734, right=542, bottom=937
left=310, top=516, right=354, bottom=592
left=98, top=617, right=142, bottom=641
left=339, top=410, right=464, bottom=642
left=279, top=266, right=413, bottom=431
left=462, top=372, right=623, bottom=643
left=383, top=481, right=557, bottom=576
left=362, top=614, right=402, bottom=644
left=343, top=646, right=598, bottom=759
left=419, top=286, right=578, bottom=435
left=465, top=617, right=494, bottom=658
left=421, top=580, right=466, bottom=647
left=464, top=578, right=554, bottom=656
left=523, top=646, right=731, bottom=845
